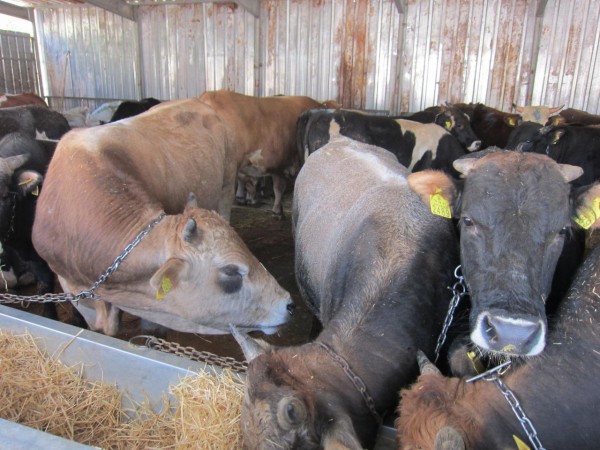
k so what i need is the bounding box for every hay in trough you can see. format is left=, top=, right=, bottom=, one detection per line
left=0, top=330, right=245, bottom=449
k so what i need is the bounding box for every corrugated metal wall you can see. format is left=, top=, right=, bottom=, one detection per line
left=34, top=6, right=140, bottom=111
left=30, top=0, right=600, bottom=115
left=0, top=30, right=39, bottom=94
left=137, top=3, right=257, bottom=100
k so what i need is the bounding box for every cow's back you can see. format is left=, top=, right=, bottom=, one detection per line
left=293, top=135, right=456, bottom=324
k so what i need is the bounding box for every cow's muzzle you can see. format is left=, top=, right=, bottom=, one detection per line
left=471, top=312, right=546, bottom=356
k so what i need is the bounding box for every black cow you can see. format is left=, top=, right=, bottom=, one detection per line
left=109, top=97, right=161, bottom=122
left=408, top=149, right=598, bottom=358
left=553, top=107, right=600, bottom=126
left=507, top=122, right=600, bottom=188
left=0, top=133, right=56, bottom=305
left=453, top=103, right=522, bottom=149
left=397, top=211, right=600, bottom=449
left=297, top=108, right=468, bottom=177
left=232, top=135, right=459, bottom=449
left=0, top=104, right=70, bottom=140
left=404, top=102, right=482, bottom=151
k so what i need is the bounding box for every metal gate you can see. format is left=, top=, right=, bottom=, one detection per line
left=0, top=30, right=40, bottom=94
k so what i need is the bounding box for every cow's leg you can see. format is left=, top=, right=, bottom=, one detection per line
left=235, top=175, right=246, bottom=205
left=218, top=177, right=236, bottom=223
left=271, top=175, right=286, bottom=219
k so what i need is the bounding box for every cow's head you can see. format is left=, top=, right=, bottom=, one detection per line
left=231, top=327, right=364, bottom=450
left=513, top=104, right=564, bottom=125
left=436, top=102, right=482, bottom=151
left=147, top=194, right=295, bottom=334
left=408, top=150, right=598, bottom=358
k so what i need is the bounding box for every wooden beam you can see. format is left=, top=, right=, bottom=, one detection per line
left=0, top=1, right=30, bottom=21
left=86, top=0, right=137, bottom=21
left=393, top=0, right=407, bottom=14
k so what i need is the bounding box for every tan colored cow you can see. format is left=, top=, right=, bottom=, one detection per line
left=32, top=98, right=294, bottom=336
left=198, top=90, right=330, bottom=217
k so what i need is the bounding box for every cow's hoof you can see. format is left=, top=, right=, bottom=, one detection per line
left=235, top=196, right=245, bottom=205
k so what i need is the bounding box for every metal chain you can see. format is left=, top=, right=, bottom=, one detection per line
left=316, top=341, right=382, bottom=424
left=467, top=361, right=546, bottom=450
left=129, top=335, right=248, bottom=373
left=434, top=264, right=467, bottom=363
left=0, top=212, right=166, bottom=305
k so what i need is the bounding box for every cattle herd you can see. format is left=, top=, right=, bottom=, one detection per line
left=1, top=91, right=600, bottom=449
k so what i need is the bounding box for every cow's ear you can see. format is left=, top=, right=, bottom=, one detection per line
left=408, top=171, right=459, bottom=219
left=550, top=129, right=565, bottom=145
left=150, top=258, right=186, bottom=300
left=16, top=170, right=43, bottom=196
left=504, top=115, right=521, bottom=127
left=230, top=324, right=273, bottom=362
left=322, top=415, right=363, bottom=450
left=572, top=183, right=600, bottom=230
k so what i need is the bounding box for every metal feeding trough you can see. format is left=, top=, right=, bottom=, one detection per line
left=0, top=305, right=396, bottom=449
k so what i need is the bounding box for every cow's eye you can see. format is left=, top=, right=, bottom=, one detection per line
left=462, top=217, right=474, bottom=227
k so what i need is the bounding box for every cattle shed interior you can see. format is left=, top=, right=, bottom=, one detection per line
left=0, top=0, right=598, bottom=115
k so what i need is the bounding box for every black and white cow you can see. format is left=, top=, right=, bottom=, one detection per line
left=404, top=102, right=482, bottom=151
left=408, top=149, right=598, bottom=358
left=296, top=108, right=469, bottom=177
left=232, top=135, right=459, bottom=449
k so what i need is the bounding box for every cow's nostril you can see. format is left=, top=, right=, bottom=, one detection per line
left=474, top=313, right=545, bottom=356
left=287, top=303, right=296, bottom=315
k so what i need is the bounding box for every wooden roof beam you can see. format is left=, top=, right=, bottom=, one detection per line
left=0, top=1, right=30, bottom=21
left=86, top=0, right=137, bottom=21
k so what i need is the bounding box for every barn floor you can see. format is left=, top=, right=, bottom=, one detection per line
left=7, top=192, right=313, bottom=363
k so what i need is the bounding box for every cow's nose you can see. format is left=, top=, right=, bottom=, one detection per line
left=468, top=140, right=482, bottom=151
left=472, top=312, right=545, bottom=356
left=287, top=302, right=296, bottom=315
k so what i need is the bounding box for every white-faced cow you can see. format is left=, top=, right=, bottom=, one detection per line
left=231, top=136, right=459, bottom=449
left=198, top=90, right=330, bottom=218
left=397, top=203, right=600, bottom=449
left=512, top=103, right=564, bottom=125
left=296, top=108, right=469, bottom=178
left=403, top=102, right=482, bottom=151
left=32, top=98, right=294, bottom=336
left=407, top=149, right=594, bottom=359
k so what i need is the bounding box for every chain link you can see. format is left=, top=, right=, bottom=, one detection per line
left=0, top=212, right=166, bottom=305
left=467, top=361, right=546, bottom=450
left=434, top=264, right=467, bottom=363
left=316, top=341, right=382, bottom=424
left=492, top=375, right=546, bottom=450
left=129, top=335, right=248, bottom=373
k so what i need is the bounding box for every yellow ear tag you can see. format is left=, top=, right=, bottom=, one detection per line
left=32, top=186, right=39, bottom=196
left=513, top=435, right=531, bottom=450
left=573, top=197, right=600, bottom=230
left=430, top=188, right=452, bottom=219
left=467, top=351, right=485, bottom=374
left=551, top=133, right=561, bottom=145
left=156, top=275, right=172, bottom=300
left=509, top=117, right=517, bottom=126
left=445, top=120, right=452, bottom=129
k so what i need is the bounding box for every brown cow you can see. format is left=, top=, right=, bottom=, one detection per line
left=512, top=103, right=564, bottom=124
left=198, top=90, right=330, bottom=218
left=396, top=200, right=600, bottom=449
left=0, top=92, right=47, bottom=108
left=32, top=98, right=295, bottom=336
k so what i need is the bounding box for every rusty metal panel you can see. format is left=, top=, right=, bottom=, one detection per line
left=532, top=0, right=600, bottom=113
left=138, top=3, right=257, bottom=100
left=34, top=5, right=140, bottom=111
left=0, top=30, right=39, bottom=94
left=260, top=0, right=402, bottom=113
left=401, top=0, right=539, bottom=113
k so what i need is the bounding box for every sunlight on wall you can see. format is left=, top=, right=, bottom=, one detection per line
left=0, top=13, right=33, bottom=35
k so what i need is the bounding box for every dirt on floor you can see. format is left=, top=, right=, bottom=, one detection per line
left=6, top=193, right=314, bottom=363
